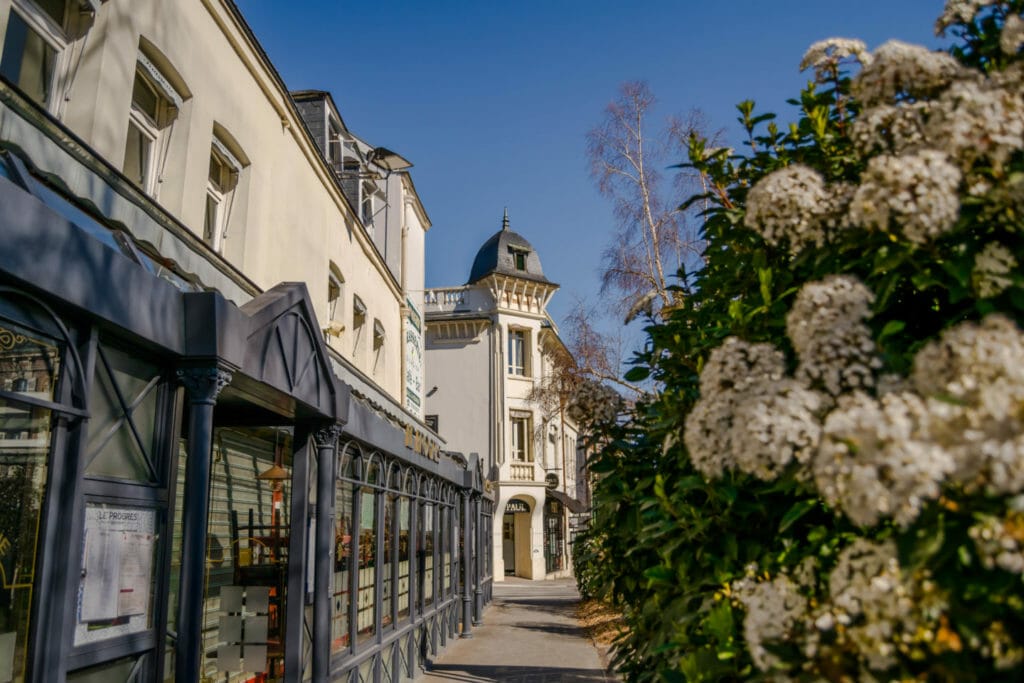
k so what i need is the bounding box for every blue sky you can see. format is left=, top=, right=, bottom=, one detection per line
left=240, top=1, right=945, bottom=329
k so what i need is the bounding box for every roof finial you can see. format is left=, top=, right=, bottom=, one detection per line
left=502, top=207, right=509, bottom=231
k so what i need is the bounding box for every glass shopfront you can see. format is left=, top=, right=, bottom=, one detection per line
left=544, top=498, right=566, bottom=574
left=0, top=318, right=61, bottom=683
left=198, top=428, right=294, bottom=681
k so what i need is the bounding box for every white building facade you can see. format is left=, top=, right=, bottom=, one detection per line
left=424, top=213, right=585, bottom=581
left=0, top=1, right=488, bottom=681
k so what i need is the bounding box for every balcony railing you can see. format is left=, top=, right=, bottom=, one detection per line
left=509, top=463, right=534, bottom=481
left=423, top=288, right=466, bottom=309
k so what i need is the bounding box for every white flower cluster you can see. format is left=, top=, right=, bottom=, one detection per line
left=800, top=38, right=871, bottom=83
left=850, top=102, right=930, bottom=157
left=973, top=242, right=1017, bottom=298
left=926, top=79, right=1024, bottom=171
left=912, top=315, right=1024, bottom=494
left=852, top=41, right=965, bottom=106
left=744, top=165, right=829, bottom=254
left=697, top=336, right=785, bottom=395
left=731, top=380, right=824, bottom=480
left=786, top=275, right=881, bottom=397
left=814, top=392, right=954, bottom=527
left=686, top=338, right=823, bottom=480
left=969, top=513, right=1024, bottom=573
left=733, top=542, right=947, bottom=676
left=732, top=573, right=809, bottom=671
left=1002, top=14, right=1024, bottom=54
left=814, top=540, right=946, bottom=671
left=848, top=149, right=962, bottom=244
left=935, top=0, right=998, bottom=35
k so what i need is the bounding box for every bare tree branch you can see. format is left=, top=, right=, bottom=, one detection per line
left=586, top=81, right=719, bottom=321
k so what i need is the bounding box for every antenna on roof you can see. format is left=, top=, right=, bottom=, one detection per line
left=502, top=207, right=509, bottom=231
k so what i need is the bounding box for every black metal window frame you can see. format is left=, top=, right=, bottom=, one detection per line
left=331, top=437, right=466, bottom=681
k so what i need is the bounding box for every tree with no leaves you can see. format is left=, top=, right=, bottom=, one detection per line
left=587, top=80, right=718, bottom=321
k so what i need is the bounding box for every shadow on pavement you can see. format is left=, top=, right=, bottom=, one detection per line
left=509, top=622, right=588, bottom=637
left=424, top=662, right=611, bottom=682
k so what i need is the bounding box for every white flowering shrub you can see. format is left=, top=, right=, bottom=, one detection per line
left=584, top=2, right=1024, bottom=681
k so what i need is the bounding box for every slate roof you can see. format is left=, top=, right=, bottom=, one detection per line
left=467, top=211, right=551, bottom=285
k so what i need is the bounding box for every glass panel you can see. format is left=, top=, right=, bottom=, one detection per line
left=36, top=0, right=67, bottom=28
left=443, top=508, right=452, bottom=594
left=545, top=500, right=565, bottom=573
left=332, top=484, right=352, bottom=654
left=68, top=654, right=144, bottom=682
left=122, top=120, right=151, bottom=188
left=0, top=393, right=53, bottom=683
left=397, top=497, right=410, bottom=620
left=85, top=346, right=159, bottom=483
left=204, top=193, right=219, bottom=244
left=200, top=428, right=292, bottom=681
left=161, top=439, right=187, bottom=682
left=0, top=13, right=56, bottom=107
left=381, top=494, right=394, bottom=628
left=0, top=322, right=61, bottom=400
left=301, top=440, right=317, bottom=682
left=209, top=153, right=226, bottom=192
left=356, top=489, right=375, bottom=645
left=131, top=72, right=159, bottom=124
left=419, top=503, right=433, bottom=608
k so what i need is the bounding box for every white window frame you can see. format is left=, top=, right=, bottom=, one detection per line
left=510, top=413, right=532, bottom=463
left=327, top=271, right=344, bottom=322
left=507, top=328, right=528, bottom=376
left=124, top=55, right=182, bottom=197
left=203, top=138, right=240, bottom=252
left=3, top=0, right=73, bottom=112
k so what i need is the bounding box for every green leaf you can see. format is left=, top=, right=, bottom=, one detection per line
left=758, top=267, right=773, bottom=305
left=624, top=366, right=650, bottom=382
left=778, top=500, right=816, bottom=533
left=878, top=319, right=905, bottom=341
left=704, top=600, right=734, bottom=643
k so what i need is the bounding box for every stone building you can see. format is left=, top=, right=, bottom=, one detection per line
left=424, top=212, right=586, bottom=582
left=0, top=0, right=490, bottom=681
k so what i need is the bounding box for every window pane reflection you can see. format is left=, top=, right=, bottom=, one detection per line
left=0, top=320, right=59, bottom=683
left=420, top=503, right=433, bottom=608
left=397, top=498, right=410, bottom=620
left=201, top=428, right=292, bottom=680
left=332, top=484, right=352, bottom=653
left=356, top=489, right=375, bottom=645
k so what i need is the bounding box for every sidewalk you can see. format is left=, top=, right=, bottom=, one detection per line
left=421, top=578, right=617, bottom=683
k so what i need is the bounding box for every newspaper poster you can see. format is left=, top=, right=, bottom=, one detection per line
left=74, top=505, right=156, bottom=646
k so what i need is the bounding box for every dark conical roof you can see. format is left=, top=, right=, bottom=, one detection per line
left=467, top=210, right=550, bottom=284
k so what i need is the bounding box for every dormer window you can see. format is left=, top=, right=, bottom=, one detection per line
left=508, top=246, right=528, bottom=271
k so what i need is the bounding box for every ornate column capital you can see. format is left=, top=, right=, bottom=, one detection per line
left=176, top=366, right=232, bottom=404
left=312, top=423, right=344, bottom=449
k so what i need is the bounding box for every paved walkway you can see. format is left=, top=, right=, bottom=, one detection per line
left=422, top=578, right=616, bottom=683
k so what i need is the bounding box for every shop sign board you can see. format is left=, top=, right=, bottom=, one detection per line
left=505, top=500, right=530, bottom=514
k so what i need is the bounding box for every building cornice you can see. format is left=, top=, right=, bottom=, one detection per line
left=207, top=0, right=403, bottom=301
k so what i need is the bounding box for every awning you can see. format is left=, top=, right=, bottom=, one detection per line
left=547, top=489, right=587, bottom=514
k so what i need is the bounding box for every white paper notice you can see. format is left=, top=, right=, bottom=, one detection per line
left=117, top=532, right=154, bottom=617
left=80, top=529, right=123, bottom=621
left=74, top=505, right=156, bottom=646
